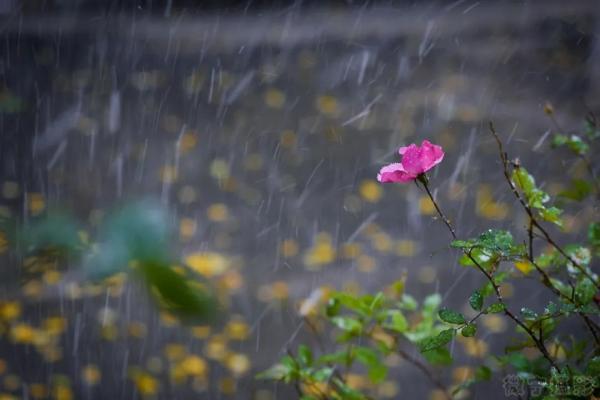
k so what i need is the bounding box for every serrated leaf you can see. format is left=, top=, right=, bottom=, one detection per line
left=419, top=329, right=454, bottom=353
left=486, top=303, right=505, bottom=314
left=461, top=323, right=477, bottom=337
left=520, top=308, right=538, bottom=320
left=438, top=308, right=466, bottom=324
left=469, top=291, right=483, bottom=311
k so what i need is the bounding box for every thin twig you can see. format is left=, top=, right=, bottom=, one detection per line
left=396, top=347, right=451, bottom=400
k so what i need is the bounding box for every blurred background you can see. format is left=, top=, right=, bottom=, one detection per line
left=0, top=0, right=599, bottom=399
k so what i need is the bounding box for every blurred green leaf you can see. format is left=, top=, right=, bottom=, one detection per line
left=18, top=213, right=82, bottom=255
left=558, top=179, right=592, bottom=201
left=520, top=308, right=538, bottom=320
left=383, top=310, right=408, bottom=333
left=422, top=347, right=453, bottom=366
left=298, top=345, right=313, bottom=367
left=355, top=347, right=387, bottom=383
left=331, top=316, right=362, bottom=334
left=139, top=261, right=217, bottom=323
left=552, top=134, right=589, bottom=155
left=575, top=278, right=596, bottom=305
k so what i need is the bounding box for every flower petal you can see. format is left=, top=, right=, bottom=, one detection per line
left=377, top=163, right=417, bottom=183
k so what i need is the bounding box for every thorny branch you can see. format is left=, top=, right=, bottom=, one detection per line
left=418, top=177, right=560, bottom=371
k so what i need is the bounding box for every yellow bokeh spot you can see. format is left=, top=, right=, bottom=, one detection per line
left=177, top=132, right=198, bottom=154
left=0, top=302, right=21, bottom=321
left=243, top=153, right=264, bottom=171
left=377, top=381, right=399, bottom=398
left=225, top=319, right=250, bottom=341
left=209, top=159, right=230, bottom=181
left=280, top=239, right=299, bottom=258
left=204, top=336, right=228, bottom=361
left=341, top=242, right=362, bottom=259
left=303, top=233, right=336, bottom=270
left=452, top=366, right=474, bottom=383
left=180, top=355, right=207, bottom=377
left=264, top=89, right=286, bottom=109
left=179, top=218, right=197, bottom=240
left=514, top=261, right=533, bottom=275
left=219, top=377, right=236, bottom=395
left=164, top=343, right=186, bottom=361
left=43, top=270, right=61, bottom=285
left=82, top=365, right=101, bottom=385
left=28, top=193, right=45, bottom=215
left=23, top=280, right=43, bottom=299
left=481, top=314, right=506, bottom=333
left=316, top=95, right=339, bottom=117
left=43, top=317, right=67, bottom=336
left=29, top=383, right=48, bottom=399
left=280, top=130, right=297, bottom=149
left=3, top=374, right=19, bottom=391
left=371, top=232, right=392, bottom=252
left=133, top=373, right=159, bottom=396
left=191, top=326, right=211, bottom=339
left=225, top=353, right=250, bottom=376
left=357, top=255, right=376, bottom=273
left=419, top=195, right=436, bottom=215
left=395, top=240, right=416, bottom=257
left=476, top=185, right=509, bottom=220
left=271, top=281, right=289, bottom=300
left=359, top=180, right=382, bottom=203
left=185, top=251, right=229, bottom=277
left=462, top=338, right=489, bottom=358
left=127, top=322, right=148, bottom=339
left=159, top=165, right=178, bottom=184
left=10, top=323, right=35, bottom=344
left=417, top=265, right=437, bottom=284
left=207, top=203, right=229, bottom=222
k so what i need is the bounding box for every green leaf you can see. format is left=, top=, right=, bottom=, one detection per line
left=139, top=261, right=217, bottom=322
left=589, top=222, right=600, bottom=249
left=18, top=213, right=83, bottom=255
left=486, top=303, right=505, bottom=314
left=419, top=329, right=454, bottom=353
left=461, top=323, right=477, bottom=337
left=552, top=134, right=589, bottom=155
left=332, top=378, right=368, bottom=400
left=475, top=365, right=492, bottom=381
left=326, top=298, right=341, bottom=317
left=469, top=291, right=483, bottom=311
left=512, top=167, right=563, bottom=227
left=575, top=278, right=596, bottom=305
left=422, top=347, right=453, bottom=366
left=398, top=294, right=418, bottom=311
left=354, top=347, right=387, bottom=383
left=384, top=310, right=408, bottom=333
left=331, top=316, right=362, bottom=334
left=558, top=179, right=592, bottom=201
left=312, top=367, right=334, bottom=382
left=256, top=364, right=290, bottom=380
left=520, top=308, right=538, bottom=320
left=317, top=351, right=350, bottom=366
left=438, top=308, right=466, bottom=324
left=298, top=345, right=312, bottom=366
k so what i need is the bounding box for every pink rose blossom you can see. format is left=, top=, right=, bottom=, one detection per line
left=377, top=140, right=444, bottom=183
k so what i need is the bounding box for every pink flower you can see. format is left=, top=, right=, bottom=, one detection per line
left=377, top=140, right=444, bottom=183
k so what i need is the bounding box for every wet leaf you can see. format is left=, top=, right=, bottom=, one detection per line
left=469, top=291, right=483, bottom=311
left=438, top=308, right=466, bottom=324
left=461, top=323, right=477, bottom=337
left=485, top=303, right=505, bottom=314
left=419, top=329, right=454, bottom=353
